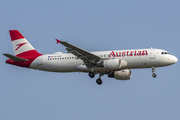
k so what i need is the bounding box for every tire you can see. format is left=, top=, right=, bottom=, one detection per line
left=96, top=78, right=102, bottom=85
left=152, top=73, right=157, bottom=78
left=89, top=72, right=95, bottom=78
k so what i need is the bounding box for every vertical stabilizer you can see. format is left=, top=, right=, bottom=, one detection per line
left=9, top=30, right=36, bottom=56
left=5, top=30, right=42, bottom=68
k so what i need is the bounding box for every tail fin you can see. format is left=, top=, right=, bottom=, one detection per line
left=4, top=30, right=42, bottom=68
left=9, top=30, right=41, bottom=58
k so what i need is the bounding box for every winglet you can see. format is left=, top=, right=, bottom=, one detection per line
left=55, top=39, right=61, bottom=44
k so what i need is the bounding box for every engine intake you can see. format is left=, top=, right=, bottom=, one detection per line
left=108, top=69, right=132, bottom=80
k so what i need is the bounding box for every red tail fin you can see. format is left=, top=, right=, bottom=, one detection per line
left=9, top=30, right=42, bottom=58
left=6, top=30, right=42, bottom=68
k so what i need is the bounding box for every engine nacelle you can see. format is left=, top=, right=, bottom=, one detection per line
left=102, top=59, right=127, bottom=69
left=108, top=69, right=132, bottom=80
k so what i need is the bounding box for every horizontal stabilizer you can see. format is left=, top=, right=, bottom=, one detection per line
left=3, top=53, right=28, bottom=62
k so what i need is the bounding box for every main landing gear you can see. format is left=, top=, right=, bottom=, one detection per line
left=88, top=71, right=103, bottom=85
left=89, top=71, right=95, bottom=78
left=96, top=78, right=102, bottom=85
left=96, top=73, right=103, bottom=85
left=152, top=66, right=157, bottom=78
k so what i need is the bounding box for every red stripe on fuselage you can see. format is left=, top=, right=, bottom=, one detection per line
left=6, top=50, right=42, bottom=68
left=9, top=30, right=25, bottom=41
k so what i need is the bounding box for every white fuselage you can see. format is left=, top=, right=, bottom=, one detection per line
left=30, top=48, right=177, bottom=73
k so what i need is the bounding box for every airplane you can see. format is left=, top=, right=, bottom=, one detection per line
left=3, top=30, right=178, bottom=85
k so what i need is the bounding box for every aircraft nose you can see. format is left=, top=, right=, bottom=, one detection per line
left=172, top=56, right=178, bottom=64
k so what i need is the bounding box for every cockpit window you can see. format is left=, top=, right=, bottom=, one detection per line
left=161, top=52, right=170, bottom=55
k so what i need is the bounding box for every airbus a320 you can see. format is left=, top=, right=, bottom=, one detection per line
left=3, top=30, right=178, bottom=85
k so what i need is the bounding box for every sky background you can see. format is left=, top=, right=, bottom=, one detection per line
left=0, top=0, right=180, bottom=120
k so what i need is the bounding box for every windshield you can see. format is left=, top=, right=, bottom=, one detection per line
left=161, top=52, right=170, bottom=55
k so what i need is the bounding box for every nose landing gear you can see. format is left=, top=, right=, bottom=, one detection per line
left=152, top=67, right=157, bottom=78
left=152, top=73, right=157, bottom=78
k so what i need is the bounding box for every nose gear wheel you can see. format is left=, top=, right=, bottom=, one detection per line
left=152, top=67, right=157, bottom=78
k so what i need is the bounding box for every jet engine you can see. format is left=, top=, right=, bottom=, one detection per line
left=100, top=59, right=127, bottom=69
left=108, top=69, right=132, bottom=80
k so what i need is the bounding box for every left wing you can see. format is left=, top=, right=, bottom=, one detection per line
left=56, top=39, right=101, bottom=68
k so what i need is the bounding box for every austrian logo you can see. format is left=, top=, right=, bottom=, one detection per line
left=15, top=42, right=27, bottom=51
left=109, top=50, right=148, bottom=57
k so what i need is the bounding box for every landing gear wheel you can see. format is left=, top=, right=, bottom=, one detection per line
left=152, top=73, right=157, bottom=78
left=96, top=78, right=102, bottom=85
left=152, top=67, right=157, bottom=78
left=89, top=72, right=95, bottom=78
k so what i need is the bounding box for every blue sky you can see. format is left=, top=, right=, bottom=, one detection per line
left=0, top=0, right=180, bottom=120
